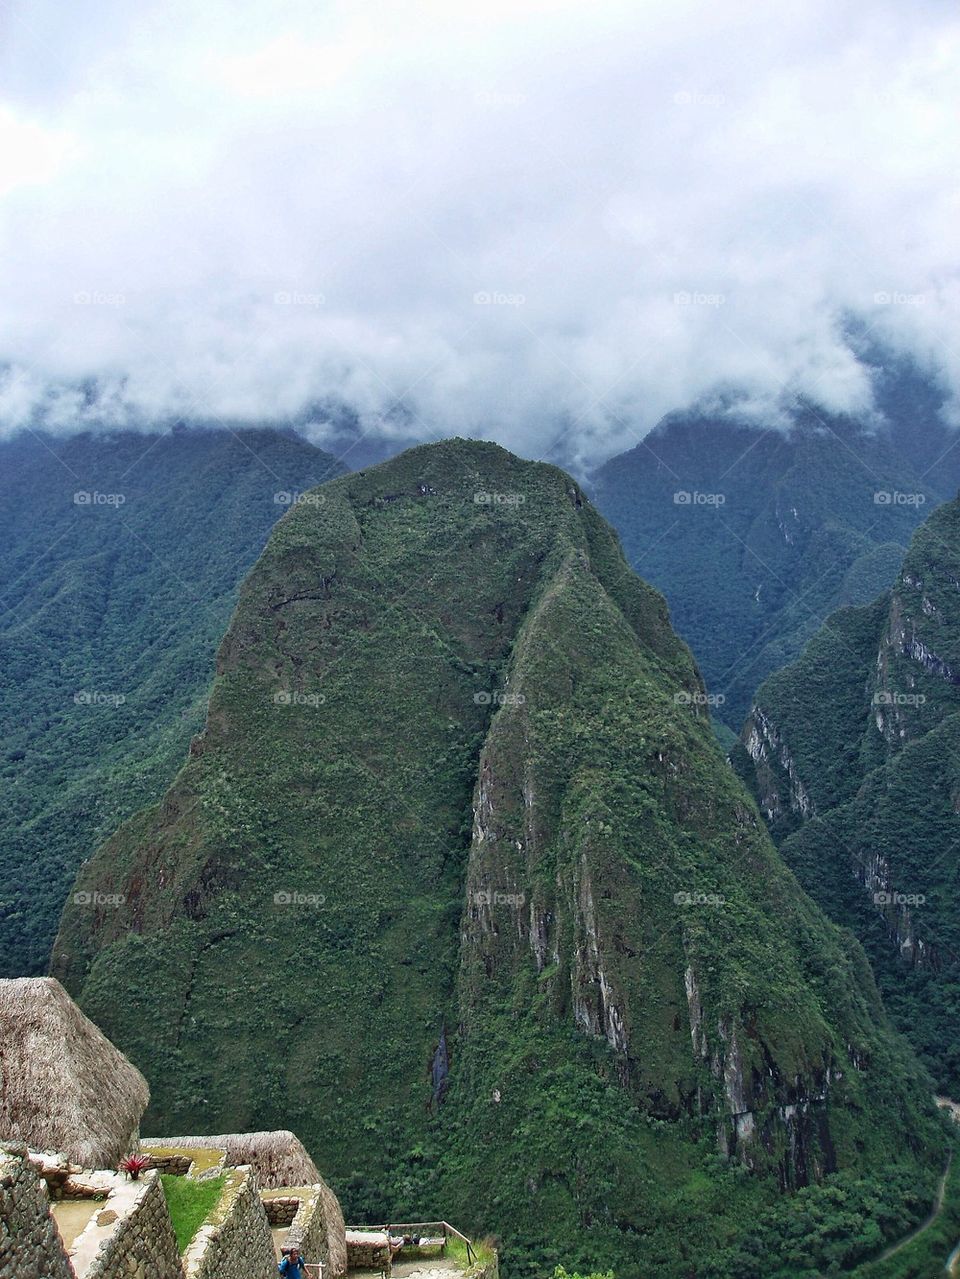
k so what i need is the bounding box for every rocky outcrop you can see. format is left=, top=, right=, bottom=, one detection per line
left=743, top=707, right=813, bottom=820
left=571, top=860, right=629, bottom=1065
left=895, top=624, right=960, bottom=686
left=680, top=957, right=838, bottom=1187
left=852, top=850, right=933, bottom=968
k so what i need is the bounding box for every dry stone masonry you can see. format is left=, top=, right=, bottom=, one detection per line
left=0, top=1143, right=73, bottom=1279
left=182, top=1165, right=275, bottom=1279
left=0, top=981, right=486, bottom=1279
left=345, top=1229, right=393, bottom=1269
left=72, top=1171, right=181, bottom=1279
left=262, top=1184, right=347, bottom=1277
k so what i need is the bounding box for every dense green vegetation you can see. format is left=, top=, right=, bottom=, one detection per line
left=160, top=1172, right=225, bottom=1252
left=706, top=1162, right=948, bottom=1277
left=851, top=1145, right=960, bottom=1278
left=589, top=358, right=959, bottom=730
left=0, top=426, right=342, bottom=976
left=54, top=440, right=946, bottom=1276
left=554, top=1268, right=614, bottom=1279
left=735, top=496, right=960, bottom=1094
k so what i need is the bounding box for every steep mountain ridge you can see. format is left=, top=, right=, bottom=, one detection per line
left=589, top=378, right=959, bottom=732
left=53, top=439, right=945, bottom=1276
left=735, top=495, right=960, bottom=1091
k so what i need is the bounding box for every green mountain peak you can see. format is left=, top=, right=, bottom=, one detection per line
left=53, top=439, right=946, bottom=1276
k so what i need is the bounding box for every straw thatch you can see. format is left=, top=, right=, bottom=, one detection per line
left=312, top=1176, right=348, bottom=1277
left=143, top=1130, right=320, bottom=1189
left=0, top=977, right=148, bottom=1169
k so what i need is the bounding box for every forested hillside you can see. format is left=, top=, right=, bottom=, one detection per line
left=54, top=440, right=947, bottom=1277
left=0, top=426, right=343, bottom=975
left=735, top=496, right=960, bottom=1092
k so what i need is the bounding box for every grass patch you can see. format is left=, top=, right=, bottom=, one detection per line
left=447, top=1235, right=497, bottom=1269
left=145, top=1144, right=225, bottom=1175
left=160, top=1174, right=225, bottom=1253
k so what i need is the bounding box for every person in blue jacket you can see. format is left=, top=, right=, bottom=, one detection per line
left=278, top=1245, right=309, bottom=1276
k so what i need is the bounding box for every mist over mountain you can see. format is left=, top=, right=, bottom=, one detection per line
left=590, top=358, right=960, bottom=731
left=4, top=2, right=960, bottom=1275
left=1, top=0, right=959, bottom=463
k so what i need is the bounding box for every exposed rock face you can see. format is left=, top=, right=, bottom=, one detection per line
left=52, top=441, right=944, bottom=1274
left=571, top=861, right=630, bottom=1064
left=743, top=707, right=814, bottom=821
left=734, top=494, right=960, bottom=1091
left=890, top=608, right=960, bottom=686
left=853, top=851, right=934, bottom=969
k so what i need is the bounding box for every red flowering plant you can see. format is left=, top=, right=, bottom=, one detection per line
left=118, top=1154, right=151, bottom=1180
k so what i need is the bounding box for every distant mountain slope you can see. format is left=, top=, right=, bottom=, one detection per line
left=734, top=496, right=960, bottom=1092
left=0, top=426, right=344, bottom=976
left=54, top=439, right=945, bottom=1278
left=590, top=372, right=959, bottom=731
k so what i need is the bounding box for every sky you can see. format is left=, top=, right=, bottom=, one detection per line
left=0, top=0, right=958, bottom=466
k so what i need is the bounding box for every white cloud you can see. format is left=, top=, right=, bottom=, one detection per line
left=0, top=107, right=76, bottom=197
left=0, top=0, right=958, bottom=465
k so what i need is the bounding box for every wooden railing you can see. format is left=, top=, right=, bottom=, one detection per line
left=348, top=1220, right=477, bottom=1264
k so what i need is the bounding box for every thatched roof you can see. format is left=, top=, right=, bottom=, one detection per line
left=143, top=1129, right=320, bottom=1189
left=0, top=977, right=148, bottom=1169
left=310, top=1178, right=348, bottom=1278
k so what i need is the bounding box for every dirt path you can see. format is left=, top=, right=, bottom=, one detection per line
left=350, top=1265, right=460, bottom=1279
left=872, top=1098, right=960, bottom=1272
left=873, top=1152, right=952, bottom=1266
left=389, top=1262, right=461, bottom=1278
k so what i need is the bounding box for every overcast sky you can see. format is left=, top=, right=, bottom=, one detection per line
left=0, top=0, right=958, bottom=464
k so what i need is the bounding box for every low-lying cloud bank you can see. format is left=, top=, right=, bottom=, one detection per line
left=0, top=0, right=958, bottom=466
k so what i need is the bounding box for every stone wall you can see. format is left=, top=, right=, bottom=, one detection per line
left=182, top=1165, right=274, bottom=1279
left=145, top=1132, right=318, bottom=1189
left=71, top=1170, right=181, bottom=1279
left=263, top=1185, right=347, bottom=1278
left=466, top=1260, right=499, bottom=1279
left=262, top=1195, right=299, bottom=1227
left=345, top=1229, right=392, bottom=1269
left=0, top=1143, right=73, bottom=1279
left=140, top=1143, right=226, bottom=1182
